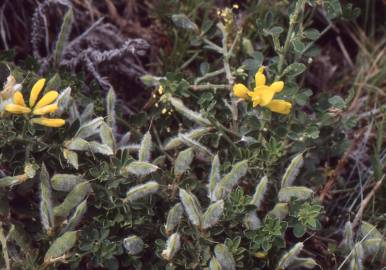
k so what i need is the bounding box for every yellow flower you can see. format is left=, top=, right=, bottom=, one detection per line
left=233, top=66, right=291, bottom=114
left=4, top=78, right=65, bottom=127
left=265, top=99, right=292, bottom=115
left=233, top=83, right=250, bottom=99
left=31, top=118, right=65, bottom=127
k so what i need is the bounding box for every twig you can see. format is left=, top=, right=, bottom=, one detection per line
left=0, top=223, right=10, bottom=270
left=276, top=0, right=306, bottom=79
left=194, top=68, right=225, bottom=84
left=189, top=84, right=229, bottom=91
left=352, top=175, right=384, bottom=229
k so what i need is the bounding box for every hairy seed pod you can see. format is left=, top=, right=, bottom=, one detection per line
left=123, top=235, right=144, bottom=255
left=117, top=131, right=131, bottom=148
left=88, top=141, right=114, bottom=156
left=250, top=176, right=268, bottom=209
left=281, top=153, right=303, bottom=188
left=276, top=242, right=304, bottom=270
left=79, top=103, right=94, bottom=123
left=61, top=199, right=87, bottom=233
left=161, top=232, right=181, bottom=261
left=138, top=131, right=152, bottom=162
left=165, top=203, right=184, bottom=235
left=65, top=137, right=89, bottom=152
left=342, top=221, right=354, bottom=250
left=164, top=127, right=210, bottom=150
left=213, top=160, right=248, bottom=200
left=75, top=117, right=103, bottom=139
left=123, top=161, right=159, bottom=176
left=169, top=96, right=210, bottom=126
left=106, top=87, right=116, bottom=131
left=179, top=188, right=202, bottom=226
left=63, top=149, right=78, bottom=169
left=44, top=231, right=77, bottom=264
left=288, top=257, right=319, bottom=269
left=54, top=87, right=71, bottom=116
left=0, top=175, right=28, bottom=187
left=54, top=182, right=91, bottom=218
left=278, top=186, right=313, bottom=202
left=201, top=200, right=224, bottom=230
left=214, top=244, right=236, bottom=270
left=100, top=122, right=115, bottom=153
left=219, top=160, right=248, bottom=191
left=349, top=243, right=364, bottom=270
left=362, top=238, right=385, bottom=257
left=24, top=163, right=37, bottom=178
left=209, top=256, right=222, bottom=270
left=360, top=221, right=382, bottom=240
left=8, top=224, right=32, bottom=254
left=174, top=147, right=194, bottom=177
left=39, top=164, right=54, bottom=233
left=54, top=8, right=73, bottom=66
left=179, top=134, right=213, bottom=156
left=243, top=211, right=261, bottom=230
left=51, top=174, right=83, bottom=192
left=208, top=154, right=221, bottom=201
left=268, top=203, right=289, bottom=220
left=124, top=181, right=159, bottom=203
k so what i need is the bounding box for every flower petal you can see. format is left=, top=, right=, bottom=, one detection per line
left=34, top=91, right=59, bottom=109
left=31, top=117, right=65, bottom=127
left=33, top=104, right=59, bottom=115
left=29, top=78, right=46, bottom=107
left=13, top=91, right=26, bottom=107
left=270, top=81, right=284, bottom=93
left=253, top=85, right=275, bottom=106
left=255, top=66, right=266, bottom=87
left=5, top=104, right=31, bottom=114
left=265, top=99, right=292, bottom=114
left=233, top=83, right=250, bottom=99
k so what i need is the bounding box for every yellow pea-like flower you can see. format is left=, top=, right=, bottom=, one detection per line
left=33, top=104, right=59, bottom=115
left=31, top=117, right=65, bottom=127
left=265, top=99, right=292, bottom=115
left=250, top=85, right=276, bottom=106
left=233, top=83, right=250, bottom=99
left=13, top=91, right=26, bottom=107
left=5, top=104, right=31, bottom=114
left=255, top=66, right=266, bottom=86
left=29, top=78, right=46, bottom=107
left=34, top=91, right=59, bottom=109
left=270, top=81, right=284, bottom=93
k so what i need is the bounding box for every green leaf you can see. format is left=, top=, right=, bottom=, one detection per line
left=293, top=223, right=306, bottom=238
left=171, top=14, right=198, bottom=32
left=291, top=39, right=305, bottom=53
left=304, top=29, right=320, bottom=40
left=123, top=235, right=144, bottom=255
left=328, top=95, right=346, bottom=109
left=324, top=0, right=342, bottom=20
left=283, top=63, right=306, bottom=77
